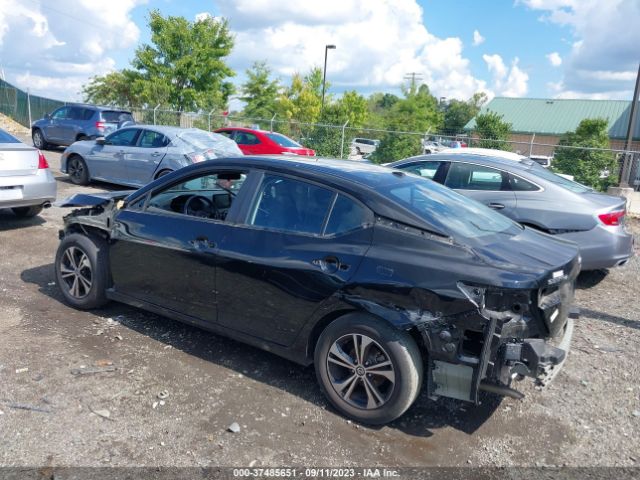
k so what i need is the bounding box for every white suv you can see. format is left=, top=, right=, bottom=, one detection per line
left=351, top=138, right=380, bottom=155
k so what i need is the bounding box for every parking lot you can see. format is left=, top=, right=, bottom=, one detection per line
left=1, top=144, right=640, bottom=468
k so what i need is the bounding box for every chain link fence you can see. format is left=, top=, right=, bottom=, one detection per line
left=1, top=76, right=639, bottom=188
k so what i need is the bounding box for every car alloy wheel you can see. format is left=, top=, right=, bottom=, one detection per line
left=67, top=158, right=84, bottom=182
left=58, top=245, right=93, bottom=299
left=326, top=333, right=396, bottom=410
left=33, top=130, right=44, bottom=148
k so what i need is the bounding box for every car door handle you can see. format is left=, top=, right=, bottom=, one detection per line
left=488, top=203, right=505, bottom=210
left=151, top=152, right=162, bottom=157
left=189, top=237, right=216, bottom=250
left=312, top=255, right=341, bottom=273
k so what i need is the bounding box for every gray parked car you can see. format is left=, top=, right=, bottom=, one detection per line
left=32, top=105, right=134, bottom=149
left=0, top=128, right=56, bottom=218
left=388, top=151, right=634, bottom=270
left=60, top=125, right=243, bottom=187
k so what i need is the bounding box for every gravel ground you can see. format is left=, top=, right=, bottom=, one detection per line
left=0, top=143, right=639, bottom=470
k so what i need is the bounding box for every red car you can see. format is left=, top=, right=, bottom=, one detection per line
left=214, top=127, right=315, bottom=156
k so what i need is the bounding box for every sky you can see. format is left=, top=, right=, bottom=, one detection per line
left=0, top=0, right=638, bottom=107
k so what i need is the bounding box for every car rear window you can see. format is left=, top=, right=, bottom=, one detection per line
left=101, top=111, right=133, bottom=123
left=0, top=129, right=20, bottom=143
left=382, top=177, right=520, bottom=240
left=527, top=162, right=591, bottom=193
left=266, top=133, right=302, bottom=148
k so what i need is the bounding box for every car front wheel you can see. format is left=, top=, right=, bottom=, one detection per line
left=314, top=313, right=423, bottom=425
left=32, top=129, right=48, bottom=149
left=55, top=233, right=110, bottom=310
left=67, top=155, right=90, bottom=185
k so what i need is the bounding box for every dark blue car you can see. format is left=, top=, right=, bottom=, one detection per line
left=31, top=104, right=134, bottom=149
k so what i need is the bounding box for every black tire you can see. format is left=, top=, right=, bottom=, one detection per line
left=12, top=205, right=43, bottom=218
left=67, top=155, right=90, bottom=185
left=32, top=129, right=49, bottom=150
left=55, top=233, right=110, bottom=310
left=314, top=313, right=423, bottom=425
left=155, top=169, right=173, bottom=179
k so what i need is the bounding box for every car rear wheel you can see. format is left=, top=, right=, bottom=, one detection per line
left=12, top=205, right=43, bottom=218
left=67, top=155, right=90, bottom=185
left=155, top=169, right=173, bottom=179
left=314, top=313, right=423, bottom=425
left=55, top=233, right=110, bottom=310
left=32, top=129, right=48, bottom=149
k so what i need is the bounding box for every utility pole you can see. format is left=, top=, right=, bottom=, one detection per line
left=620, top=62, right=640, bottom=187
left=403, top=72, right=423, bottom=93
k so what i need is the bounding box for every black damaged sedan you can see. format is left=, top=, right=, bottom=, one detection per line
left=55, top=156, right=580, bottom=425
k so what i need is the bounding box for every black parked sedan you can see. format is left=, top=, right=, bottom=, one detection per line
left=55, top=156, right=580, bottom=424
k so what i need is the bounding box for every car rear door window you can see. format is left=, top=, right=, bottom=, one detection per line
left=324, top=194, right=371, bottom=236
left=81, top=108, right=95, bottom=120
left=445, top=162, right=508, bottom=191
left=68, top=107, right=86, bottom=120
left=236, top=132, right=261, bottom=145
left=139, top=130, right=170, bottom=148
left=105, top=128, right=140, bottom=146
left=249, top=175, right=334, bottom=235
left=509, top=174, right=539, bottom=191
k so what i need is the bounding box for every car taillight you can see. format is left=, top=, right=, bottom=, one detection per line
left=37, top=151, right=49, bottom=169
left=598, top=209, right=625, bottom=226
left=95, top=121, right=105, bottom=130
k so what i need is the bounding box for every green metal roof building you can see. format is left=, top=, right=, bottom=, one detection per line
left=464, top=97, right=640, bottom=140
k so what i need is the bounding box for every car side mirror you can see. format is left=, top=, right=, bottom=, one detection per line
left=44, top=113, right=51, bottom=120
left=95, top=137, right=106, bottom=145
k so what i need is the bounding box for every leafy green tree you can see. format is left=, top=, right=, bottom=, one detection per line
left=443, top=92, right=488, bottom=134
left=374, top=84, right=443, bottom=162
left=240, top=61, right=280, bottom=120
left=276, top=69, right=323, bottom=124
left=552, top=118, right=617, bottom=191
left=473, top=111, right=512, bottom=150
left=83, top=70, right=142, bottom=107
left=366, top=92, right=399, bottom=128
left=83, top=10, right=235, bottom=111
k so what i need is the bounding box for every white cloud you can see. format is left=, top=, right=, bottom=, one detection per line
left=483, top=54, right=529, bottom=97
left=472, top=30, right=485, bottom=46
left=518, top=0, right=640, bottom=98
left=546, top=51, right=562, bottom=67
left=218, top=0, right=490, bottom=101
left=0, top=0, right=143, bottom=101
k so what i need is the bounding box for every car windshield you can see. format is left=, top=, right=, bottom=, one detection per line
left=526, top=162, right=592, bottom=193
left=382, top=176, right=521, bottom=240
left=266, top=133, right=302, bottom=148
left=0, top=129, right=20, bottom=143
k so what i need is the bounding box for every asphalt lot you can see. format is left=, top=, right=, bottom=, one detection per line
left=1, top=145, right=639, bottom=468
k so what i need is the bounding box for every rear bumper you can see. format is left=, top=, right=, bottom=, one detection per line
left=0, top=169, right=56, bottom=209
left=558, top=225, right=634, bottom=270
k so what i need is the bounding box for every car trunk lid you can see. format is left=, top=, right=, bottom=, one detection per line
left=0, top=143, right=39, bottom=177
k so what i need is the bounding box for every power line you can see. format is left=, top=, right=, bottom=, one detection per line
left=403, top=72, right=423, bottom=90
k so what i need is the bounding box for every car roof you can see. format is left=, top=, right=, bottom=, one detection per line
left=61, top=104, right=132, bottom=113
left=391, top=150, right=536, bottom=172
left=118, top=125, right=222, bottom=137
left=437, top=147, right=527, bottom=161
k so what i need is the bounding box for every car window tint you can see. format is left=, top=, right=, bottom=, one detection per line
left=147, top=172, right=246, bottom=220
left=68, top=107, right=85, bottom=120
left=235, top=132, right=260, bottom=145
left=216, top=130, right=234, bottom=138
left=509, top=174, right=539, bottom=191
left=102, top=111, right=133, bottom=123
left=51, top=107, right=70, bottom=120
left=139, top=130, right=169, bottom=148
left=445, top=162, right=507, bottom=191
left=250, top=175, right=334, bottom=235
left=81, top=108, right=95, bottom=120
left=105, top=129, right=139, bottom=146
left=325, top=195, right=370, bottom=235
left=401, top=161, right=441, bottom=179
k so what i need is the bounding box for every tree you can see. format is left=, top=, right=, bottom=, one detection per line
left=83, top=10, right=235, bottom=111
left=240, top=61, right=280, bottom=120
left=443, top=92, right=488, bottom=134
left=83, top=70, right=142, bottom=107
left=473, top=111, right=512, bottom=150
left=552, top=118, right=617, bottom=191
left=374, top=84, right=443, bottom=162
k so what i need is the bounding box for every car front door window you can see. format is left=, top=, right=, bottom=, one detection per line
left=105, top=129, right=139, bottom=146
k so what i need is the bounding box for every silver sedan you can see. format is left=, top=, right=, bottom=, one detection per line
left=0, top=128, right=56, bottom=218
left=60, top=125, right=243, bottom=187
left=389, top=150, right=634, bottom=271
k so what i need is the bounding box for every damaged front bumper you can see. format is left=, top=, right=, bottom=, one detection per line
left=418, top=265, right=580, bottom=403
